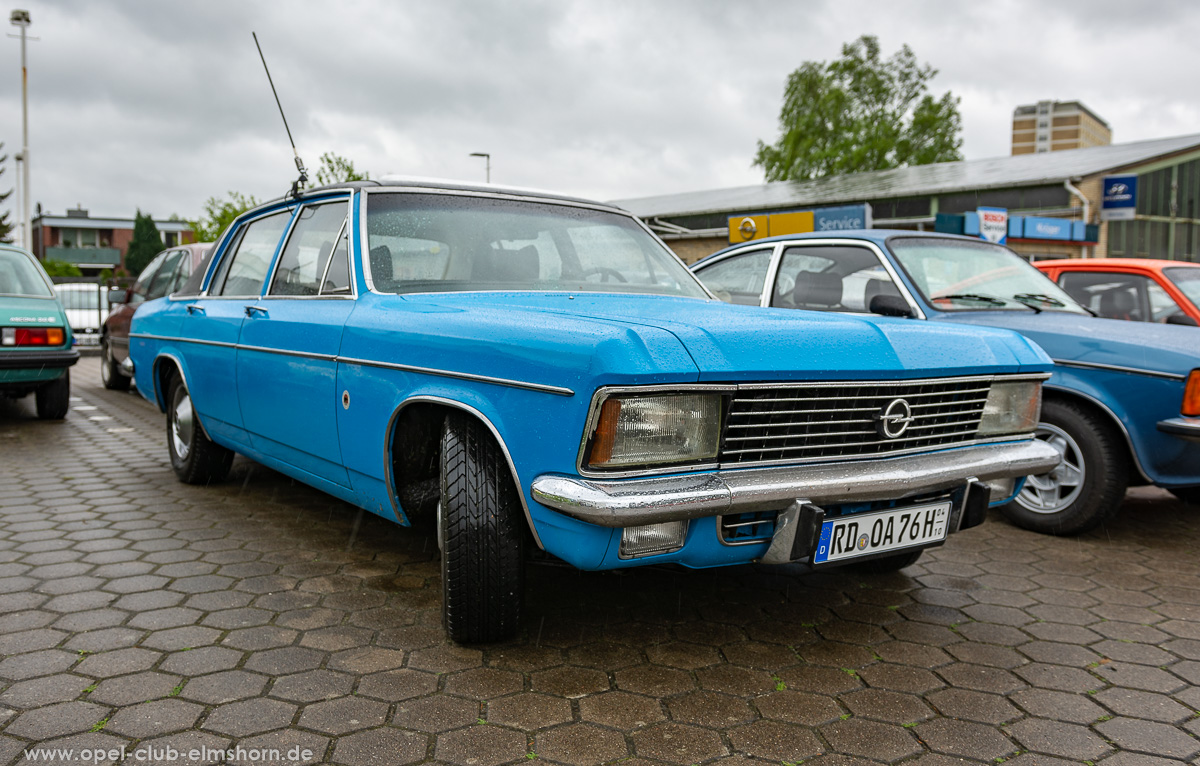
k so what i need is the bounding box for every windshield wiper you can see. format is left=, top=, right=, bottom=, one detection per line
left=933, top=293, right=1010, bottom=307
left=1011, top=293, right=1070, bottom=312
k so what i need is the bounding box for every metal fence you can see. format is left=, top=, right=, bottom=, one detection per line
left=49, top=276, right=132, bottom=345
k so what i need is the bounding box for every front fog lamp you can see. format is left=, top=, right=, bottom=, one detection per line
left=620, top=521, right=688, bottom=558
left=586, top=393, right=721, bottom=469
left=977, top=380, right=1042, bottom=437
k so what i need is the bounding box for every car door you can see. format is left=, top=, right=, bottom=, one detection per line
left=176, top=209, right=292, bottom=446
left=237, top=197, right=356, bottom=486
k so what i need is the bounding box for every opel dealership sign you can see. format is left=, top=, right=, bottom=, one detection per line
left=977, top=207, right=1008, bottom=244
left=1102, top=174, right=1138, bottom=221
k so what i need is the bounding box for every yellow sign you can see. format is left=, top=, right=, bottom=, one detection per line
left=727, top=211, right=815, bottom=243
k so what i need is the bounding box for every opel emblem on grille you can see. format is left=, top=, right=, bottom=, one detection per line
left=876, top=398, right=914, bottom=439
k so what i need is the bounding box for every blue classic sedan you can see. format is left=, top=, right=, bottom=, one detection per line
left=694, top=231, right=1200, bottom=536
left=130, top=181, right=1058, bottom=642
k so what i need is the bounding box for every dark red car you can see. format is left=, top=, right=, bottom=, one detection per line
left=101, top=243, right=211, bottom=390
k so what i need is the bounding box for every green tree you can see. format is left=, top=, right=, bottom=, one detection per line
left=187, top=191, right=260, bottom=243
left=0, top=142, right=13, bottom=243
left=124, top=210, right=162, bottom=275
left=41, top=259, right=82, bottom=277
left=314, top=152, right=368, bottom=186
left=754, top=35, right=963, bottom=182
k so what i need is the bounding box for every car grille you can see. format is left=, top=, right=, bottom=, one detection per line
left=719, top=377, right=991, bottom=466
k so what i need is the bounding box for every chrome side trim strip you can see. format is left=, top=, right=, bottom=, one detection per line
left=532, top=439, right=1061, bottom=527
left=1158, top=417, right=1200, bottom=442
left=131, top=333, right=573, bottom=396
left=338, top=356, right=574, bottom=397
left=1052, top=358, right=1186, bottom=381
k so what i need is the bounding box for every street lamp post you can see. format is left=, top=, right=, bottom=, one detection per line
left=10, top=10, right=31, bottom=251
left=469, top=152, right=490, bottom=183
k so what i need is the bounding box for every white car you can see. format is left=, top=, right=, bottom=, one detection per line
left=52, top=282, right=108, bottom=345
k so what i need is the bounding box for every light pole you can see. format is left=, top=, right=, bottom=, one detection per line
left=469, top=152, right=490, bottom=183
left=10, top=10, right=31, bottom=251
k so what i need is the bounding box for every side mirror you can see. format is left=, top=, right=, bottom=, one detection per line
left=1166, top=314, right=1199, bottom=327
left=869, top=294, right=914, bottom=318
left=107, top=288, right=129, bottom=305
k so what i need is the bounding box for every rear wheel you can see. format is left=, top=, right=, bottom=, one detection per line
left=100, top=337, right=131, bottom=391
left=35, top=371, right=70, bottom=420
left=1001, top=398, right=1127, bottom=535
left=167, top=374, right=233, bottom=485
left=439, top=412, right=525, bottom=643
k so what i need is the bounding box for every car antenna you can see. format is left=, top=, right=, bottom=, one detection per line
left=252, top=32, right=307, bottom=198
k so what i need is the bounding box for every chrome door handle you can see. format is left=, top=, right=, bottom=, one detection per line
left=186, top=305, right=205, bottom=315
left=245, top=305, right=269, bottom=318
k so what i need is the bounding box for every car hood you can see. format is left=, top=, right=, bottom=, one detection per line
left=400, top=292, right=1051, bottom=382
left=939, top=311, right=1200, bottom=377
left=0, top=296, right=68, bottom=328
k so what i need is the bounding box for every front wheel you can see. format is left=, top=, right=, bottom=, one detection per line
left=1001, top=398, right=1128, bottom=535
left=100, top=337, right=131, bottom=391
left=35, top=371, right=70, bottom=420
left=167, top=375, right=233, bottom=485
left=439, top=412, right=525, bottom=644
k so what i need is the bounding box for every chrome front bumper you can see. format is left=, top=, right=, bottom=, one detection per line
left=1158, top=417, right=1200, bottom=443
left=531, top=439, right=1061, bottom=528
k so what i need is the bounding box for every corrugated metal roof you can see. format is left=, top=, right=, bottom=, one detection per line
left=612, top=133, right=1200, bottom=219
left=36, top=217, right=192, bottom=231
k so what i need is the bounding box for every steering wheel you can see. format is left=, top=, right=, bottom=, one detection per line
left=578, top=267, right=628, bottom=283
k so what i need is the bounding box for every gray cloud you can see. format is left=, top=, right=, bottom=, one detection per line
left=0, top=0, right=1196, bottom=233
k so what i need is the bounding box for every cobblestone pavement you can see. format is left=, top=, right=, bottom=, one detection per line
left=2, top=356, right=1200, bottom=765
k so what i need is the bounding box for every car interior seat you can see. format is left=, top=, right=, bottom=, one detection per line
left=792, top=271, right=844, bottom=309
left=862, top=278, right=903, bottom=310
left=369, top=245, right=394, bottom=290
left=1098, top=289, right=1137, bottom=321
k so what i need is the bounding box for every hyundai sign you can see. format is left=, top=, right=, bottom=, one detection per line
left=1101, top=174, right=1138, bottom=221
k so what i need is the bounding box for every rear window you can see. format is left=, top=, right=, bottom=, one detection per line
left=0, top=250, right=54, bottom=298
left=365, top=193, right=708, bottom=298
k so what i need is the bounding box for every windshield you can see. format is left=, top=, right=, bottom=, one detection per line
left=1165, top=266, right=1200, bottom=307
left=890, top=237, right=1088, bottom=313
left=365, top=193, right=709, bottom=298
left=0, top=250, right=55, bottom=298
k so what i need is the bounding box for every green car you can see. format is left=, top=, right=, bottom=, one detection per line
left=0, top=243, right=78, bottom=419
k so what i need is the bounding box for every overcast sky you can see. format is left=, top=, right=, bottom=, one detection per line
left=1, top=0, right=1198, bottom=239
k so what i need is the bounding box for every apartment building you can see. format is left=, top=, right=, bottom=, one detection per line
left=1013, top=100, right=1112, bottom=155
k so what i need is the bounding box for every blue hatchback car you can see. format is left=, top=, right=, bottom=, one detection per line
left=694, top=231, right=1200, bottom=536
left=130, top=181, right=1058, bottom=642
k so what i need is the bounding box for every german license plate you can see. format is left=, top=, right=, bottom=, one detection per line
left=812, top=501, right=951, bottom=565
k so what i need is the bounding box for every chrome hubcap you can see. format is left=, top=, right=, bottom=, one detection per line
left=1016, top=423, right=1084, bottom=514
left=170, top=386, right=194, bottom=460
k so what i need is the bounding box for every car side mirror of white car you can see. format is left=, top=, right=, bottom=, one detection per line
left=107, top=288, right=129, bottom=305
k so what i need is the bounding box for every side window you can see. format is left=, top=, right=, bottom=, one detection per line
left=1059, top=272, right=1148, bottom=321
left=130, top=252, right=168, bottom=305
left=321, top=228, right=351, bottom=294
left=770, top=245, right=897, bottom=312
left=695, top=250, right=772, bottom=305
left=269, top=202, right=349, bottom=296
left=211, top=212, right=291, bottom=297
left=168, top=250, right=192, bottom=294
left=1146, top=280, right=1186, bottom=323
left=145, top=249, right=185, bottom=301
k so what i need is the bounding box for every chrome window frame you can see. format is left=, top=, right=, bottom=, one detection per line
left=690, top=245, right=777, bottom=306
left=357, top=186, right=714, bottom=299
left=197, top=206, right=297, bottom=300
left=262, top=194, right=356, bottom=301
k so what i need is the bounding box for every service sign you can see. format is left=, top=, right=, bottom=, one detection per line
left=1101, top=175, right=1138, bottom=221
left=977, top=207, right=1008, bottom=244
left=814, top=204, right=872, bottom=232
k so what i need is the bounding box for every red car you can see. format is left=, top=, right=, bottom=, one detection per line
left=101, top=243, right=211, bottom=390
left=1035, top=258, right=1200, bottom=326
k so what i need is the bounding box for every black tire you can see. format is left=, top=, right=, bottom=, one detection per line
left=1001, top=398, right=1128, bottom=535
left=1171, top=487, right=1200, bottom=506
left=35, top=371, right=70, bottom=420
left=843, top=549, right=924, bottom=574
left=100, top=336, right=131, bottom=391
left=166, top=374, right=233, bottom=485
left=439, top=411, right=525, bottom=643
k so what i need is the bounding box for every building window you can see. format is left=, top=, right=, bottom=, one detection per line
left=164, top=232, right=180, bottom=247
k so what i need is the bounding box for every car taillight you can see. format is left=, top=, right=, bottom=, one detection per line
left=0, top=327, right=65, bottom=346
left=1184, top=369, right=1200, bottom=417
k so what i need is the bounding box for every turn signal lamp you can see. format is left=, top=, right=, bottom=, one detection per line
left=1184, top=369, right=1200, bottom=417
left=0, top=327, right=64, bottom=346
